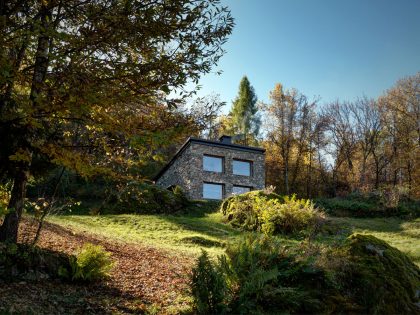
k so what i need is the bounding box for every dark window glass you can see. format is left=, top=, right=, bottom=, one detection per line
left=203, top=155, right=223, bottom=172
left=203, top=183, right=224, bottom=199
left=233, top=160, right=251, bottom=176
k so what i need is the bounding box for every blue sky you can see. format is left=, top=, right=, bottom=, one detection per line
left=193, top=0, right=420, bottom=109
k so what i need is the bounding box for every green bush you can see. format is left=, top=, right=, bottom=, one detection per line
left=220, top=190, right=281, bottom=215
left=315, top=195, right=420, bottom=218
left=69, top=243, right=113, bottom=282
left=191, top=235, right=326, bottom=314
left=222, top=235, right=313, bottom=314
left=315, top=197, right=376, bottom=217
left=221, top=191, right=324, bottom=236
left=191, top=251, right=228, bottom=314
left=191, top=234, right=420, bottom=314
left=103, top=182, right=190, bottom=214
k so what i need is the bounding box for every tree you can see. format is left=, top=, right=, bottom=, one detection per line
left=263, top=83, right=321, bottom=195
left=188, top=94, right=226, bottom=139
left=323, top=101, right=358, bottom=195
left=378, top=72, right=420, bottom=196
left=230, top=76, right=260, bottom=144
left=349, top=97, right=381, bottom=189
left=0, top=0, right=234, bottom=242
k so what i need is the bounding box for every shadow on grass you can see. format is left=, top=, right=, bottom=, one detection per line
left=0, top=277, right=146, bottom=314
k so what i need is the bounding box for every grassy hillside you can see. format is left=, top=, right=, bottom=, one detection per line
left=49, top=205, right=300, bottom=258
left=48, top=202, right=420, bottom=265
left=1, top=199, right=418, bottom=314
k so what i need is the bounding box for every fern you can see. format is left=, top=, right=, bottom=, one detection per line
left=70, top=243, right=113, bottom=282
left=191, top=250, right=228, bottom=314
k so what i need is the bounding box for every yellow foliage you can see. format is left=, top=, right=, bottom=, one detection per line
left=8, top=148, right=32, bottom=163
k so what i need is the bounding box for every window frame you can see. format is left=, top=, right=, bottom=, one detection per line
left=203, top=154, right=224, bottom=173
left=232, top=158, right=253, bottom=177
left=202, top=182, right=225, bottom=200
left=232, top=185, right=253, bottom=195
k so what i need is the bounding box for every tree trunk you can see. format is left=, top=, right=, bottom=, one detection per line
left=360, top=156, right=367, bottom=188
left=407, top=160, right=412, bottom=197
left=374, top=158, right=380, bottom=189
left=0, top=167, right=29, bottom=242
left=284, top=154, right=289, bottom=195
left=306, top=148, right=312, bottom=198
left=0, top=3, right=51, bottom=243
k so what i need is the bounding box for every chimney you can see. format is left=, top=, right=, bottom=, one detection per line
left=219, top=135, right=232, bottom=144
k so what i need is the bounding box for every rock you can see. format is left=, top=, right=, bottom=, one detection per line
left=344, top=234, right=420, bottom=314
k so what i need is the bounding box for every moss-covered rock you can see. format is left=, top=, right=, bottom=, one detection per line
left=342, top=234, right=420, bottom=314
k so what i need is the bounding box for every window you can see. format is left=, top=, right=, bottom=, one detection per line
left=203, top=183, right=224, bottom=199
left=232, top=185, right=252, bottom=195
left=233, top=159, right=252, bottom=176
left=203, top=155, right=223, bottom=173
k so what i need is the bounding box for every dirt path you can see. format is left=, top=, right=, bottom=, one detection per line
left=0, top=219, right=194, bottom=314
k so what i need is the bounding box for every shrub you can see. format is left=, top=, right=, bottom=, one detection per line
left=191, top=251, right=228, bottom=314
left=191, top=235, right=325, bottom=314
left=222, top=235, right=309, bottom=314
left=315, top=197, right=376, bottom=217
left=221, top=191, right=324, bottom=236
left=191, top=234, right=420, bottom=314
left=103, top=182, right=190, bottom=214
left=69, top=243, right=113, bottom=282
left=259, top=195, right=324, bottom=235
left=315, top=195, right=420, bottom=218
left=220, top=190, right=281, bottom=216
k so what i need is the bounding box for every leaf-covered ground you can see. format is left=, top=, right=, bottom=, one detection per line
left=0, top=219, right=193, bottom=314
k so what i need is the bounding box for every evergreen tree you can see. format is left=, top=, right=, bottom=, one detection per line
left=230, top=76, right=260, bottom=144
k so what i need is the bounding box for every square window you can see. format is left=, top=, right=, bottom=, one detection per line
left=203, top=183, right=224, bottom=199
left=232, top=186, right=252, bottom=195
left=233, top=160, right=252, bottom=176
left=203, top=155, right=223, bottom=173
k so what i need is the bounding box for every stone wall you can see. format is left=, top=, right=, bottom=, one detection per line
left=156, top=141, right=265, bottom=200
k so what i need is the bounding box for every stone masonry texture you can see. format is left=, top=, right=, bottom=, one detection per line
left=156, top=140, right=265, bottom=199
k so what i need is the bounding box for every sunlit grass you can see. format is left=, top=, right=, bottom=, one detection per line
left=330, top=217, right=420, bottom=265
left=49, top=212, right=236, bottom=257
left=48, top=205, right=419, bottom=265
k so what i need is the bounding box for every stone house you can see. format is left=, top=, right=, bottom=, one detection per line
left=154, top=136, right=265, bottom=200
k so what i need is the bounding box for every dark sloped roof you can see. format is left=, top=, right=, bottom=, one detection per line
left=153, top=137, right=265, bottom=181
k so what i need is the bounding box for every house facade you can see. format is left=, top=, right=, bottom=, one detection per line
left=154, top=136, right=265, bottom=200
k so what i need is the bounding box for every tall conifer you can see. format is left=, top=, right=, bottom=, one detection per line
left=230, top=76, right=260, bottom=144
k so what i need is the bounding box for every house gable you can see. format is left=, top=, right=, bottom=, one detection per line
left=155, top=137, right=265, bottom=199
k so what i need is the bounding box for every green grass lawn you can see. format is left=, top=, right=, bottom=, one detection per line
left=49, top=211, right=239, bottom=257
left=330, top=216, right=420, bottom=264
left=48, top=202, right=420, bottom=264
left=48, top=201, right=301, bottom=257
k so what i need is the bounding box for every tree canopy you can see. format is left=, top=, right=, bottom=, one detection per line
left=0, top=0, right=234, bottom=242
